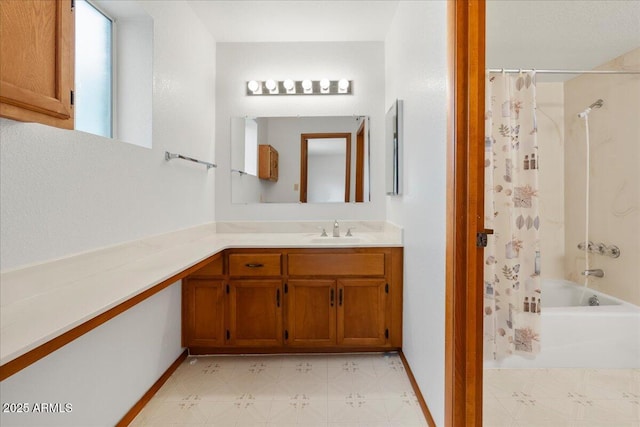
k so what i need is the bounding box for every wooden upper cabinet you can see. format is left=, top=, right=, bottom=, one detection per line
left=0, top=0, right=74, bottom=129
left=258, top=144, right=278, bottom=181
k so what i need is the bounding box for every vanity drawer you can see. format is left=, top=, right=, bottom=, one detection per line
left=229, top=253, right=282, bottom=277
left=288, top=253, right=386, bottom=277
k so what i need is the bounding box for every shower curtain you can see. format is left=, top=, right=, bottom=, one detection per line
left=484, top=72, right=541, bottom=360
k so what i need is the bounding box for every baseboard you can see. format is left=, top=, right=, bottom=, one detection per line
left=399, top=350, right=437, bottom=427
left=117, top=349, right=188, bottom=426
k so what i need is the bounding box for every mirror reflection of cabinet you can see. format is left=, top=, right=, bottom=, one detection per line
left=231, top=116, right=369, bottom=204
left=258, top=144, right=278, bottom=181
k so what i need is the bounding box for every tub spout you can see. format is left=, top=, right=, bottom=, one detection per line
left=581, top=269, right=604, bottom=278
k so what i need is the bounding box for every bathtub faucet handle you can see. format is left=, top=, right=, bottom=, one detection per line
left=605, top=245, right=621, bottom=258
left=577, top=241, right=594, bottom=252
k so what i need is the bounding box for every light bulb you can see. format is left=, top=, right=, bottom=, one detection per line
left=302, top=79, right=312, bottom=93
left=247, top=80, right=260, bottom=93
left=320, top=78, right=330, bottom=90
left=265, top=79, right=277, bottom=93
left=283, top=79, right=295, bottom=92
left=338, top=79, right=349, bottom=92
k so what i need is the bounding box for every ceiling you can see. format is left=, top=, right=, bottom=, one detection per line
left=187, top=1, right=399, bottom=43
left=187, top=0, right=640, bottom=74
left=486, top=0, right=640, bottom=73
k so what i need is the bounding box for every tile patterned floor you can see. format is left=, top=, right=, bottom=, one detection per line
left=483, top=368, right=640, bottom=427
left=130, top=353, right=428, bottom=427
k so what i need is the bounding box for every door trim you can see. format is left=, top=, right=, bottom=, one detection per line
left=445, top=0, right=486, bottom=426
left=299, top=133, right=352, bottom=203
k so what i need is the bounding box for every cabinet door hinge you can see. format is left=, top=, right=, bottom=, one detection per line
left=284, top=330, right=289, bottom=340
left=70, top=90, right=74, bottom=106
left=385, top=329, right=389, bottom=339
left=226, top=330, right=230, bottom=340
left=385, top=283, right=389, bottom=293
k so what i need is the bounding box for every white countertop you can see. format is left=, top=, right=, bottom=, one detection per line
left=0, top=221, right=402, bottom=366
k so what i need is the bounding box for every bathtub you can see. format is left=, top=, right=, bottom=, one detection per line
left=484, top=279, right=640, bottom=369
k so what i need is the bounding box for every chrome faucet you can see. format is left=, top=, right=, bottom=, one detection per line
left=333, top=220, right=340, bottom=237
left=581, top=269, right=604, bottom=278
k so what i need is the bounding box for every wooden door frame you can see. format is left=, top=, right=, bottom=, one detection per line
left=445, top=0, right=485, bottom=426
left=299, top=133, right=352, bottom=203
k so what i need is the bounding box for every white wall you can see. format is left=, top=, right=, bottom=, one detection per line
left=0, top=1, right=215, bottom=423
left=0, top=283, right=182, bottom=426
left=564, top=48, right=640, bottom=305
left=0, top=1, right=216, bottom=271
left=385, top=2, right=448, bottom=425
left=215, top=42, right=386, bottom=221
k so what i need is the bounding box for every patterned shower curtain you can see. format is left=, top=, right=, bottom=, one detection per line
left=484, top=72, right=541, bottom=360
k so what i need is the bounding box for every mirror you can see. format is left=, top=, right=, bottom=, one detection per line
left=385, top=99, right=403, bottom=195
left=231, top=116, right=370, bottom=204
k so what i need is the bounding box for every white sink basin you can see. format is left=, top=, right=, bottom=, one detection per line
left=309, top=237, right=364, bottom=244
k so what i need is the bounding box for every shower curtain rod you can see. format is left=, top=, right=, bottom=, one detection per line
left=487, top=68, right=640, bottom=75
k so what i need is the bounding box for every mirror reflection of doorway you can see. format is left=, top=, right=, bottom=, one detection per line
left=300, top=133, right=351, bottom=203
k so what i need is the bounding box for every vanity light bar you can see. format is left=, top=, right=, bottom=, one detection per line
left=246, top=79, right=352, bottom=96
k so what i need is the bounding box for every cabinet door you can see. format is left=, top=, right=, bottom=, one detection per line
left=228, top=280, right=283, bottom=346
left=183, top=279, right=225, bottom=347
left=0, top=0, right=74, bottom=129
left=270, top=149, right=279, bottom=180
left=337, top=279, right=388, bottom=346
left=258, top=145, right=278, bottom=181
left=286, top=280, right=336, bottom=347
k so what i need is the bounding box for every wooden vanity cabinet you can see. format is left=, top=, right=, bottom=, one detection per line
left=182, top=247, right=403, bottom=353
left=285, top=250, right=396, bottom=348
left=227, top=279, right=283, bottom=346
left=182, top=255, right=225, bottom=348
left=337, top=279, right=388, bottom=346
left=227, top=251, right=283, bottom=346
left=286, top=279, right=337, bottom=347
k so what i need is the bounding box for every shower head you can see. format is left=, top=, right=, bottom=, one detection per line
left=578, top=99, right=604, bottom=118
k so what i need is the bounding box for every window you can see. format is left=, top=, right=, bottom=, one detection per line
left=75, top=0, right=113, bottom=138
left=244, top=119, right=258, bottom=176
left=75, top=0, right=153, bottom=147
